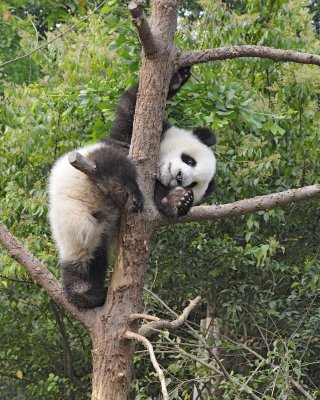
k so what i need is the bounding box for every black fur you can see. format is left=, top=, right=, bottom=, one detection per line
left=62, top=235, right=108, bottom=308
left=104, top=66, right=192, bottom=148
left=204, top=178, right=217, bottom=198
left=194, top=127, right=217, bottom=147
left=87, top=145, right=143, bottom=212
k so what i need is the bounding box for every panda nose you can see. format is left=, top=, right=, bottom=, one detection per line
left=176, top=171, right=182, bottom=186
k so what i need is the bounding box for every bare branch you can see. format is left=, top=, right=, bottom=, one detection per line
left=178, top=45, right=320, bottom=67
left=128, top=313, right=160, bottom=324
left=159, top=184, right=320, bottom=226
left=0, top=222, right=91, bottom=328
left=124, top=331, right=169, bottom=400
left=68, top=151, right=97, bottom=178
left=128, top=0, right=158, bottom=58
left=290, top=378, right=314, bottom=400
left=138, top=296, right=201, bottom=338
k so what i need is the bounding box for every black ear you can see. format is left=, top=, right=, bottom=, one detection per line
left=168, top=66, right=191, bottom=98
left=204, top=178, right=217, bottom=198
left=193, top=127, right=217, bottom=147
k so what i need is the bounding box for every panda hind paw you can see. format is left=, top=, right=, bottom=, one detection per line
left=177, top=189, right=194, bottom=217
left=161, top=186, right=193, bottom=218
left=126, top=191, right=144, bottom=213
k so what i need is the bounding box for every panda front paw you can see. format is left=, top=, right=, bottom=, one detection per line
left=168, top=66, right=191, bottom=97
left=161, top=187, right=194, bottom=218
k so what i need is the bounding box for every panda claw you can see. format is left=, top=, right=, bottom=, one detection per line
left=176, top=189, right=193, bottom=217
left=128, top=192, right=144, bottom=213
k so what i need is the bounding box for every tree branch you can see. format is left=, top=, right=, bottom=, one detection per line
left=178, top=45, right=320, bottom=67
left=158, top=184, right=320, bottom=226
left=128, top=313, right=160, bottom=323
left=68, top=151, right=97, bottom=178
left=124, top=331, right=169, bottom=400
left=128, top=0, right=158, bottom=58
left=138, top=296, right=201, bottom=338
left=0, top=222, right=91, bottom=328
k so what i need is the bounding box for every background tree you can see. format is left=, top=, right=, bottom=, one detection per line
left=0, top=0, right=320, bottom=399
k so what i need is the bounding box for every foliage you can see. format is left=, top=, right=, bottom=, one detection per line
left=0, top=0, right=100, bottom=92
left=0, top=0, right=319, bottom=399
left=140, top=0, right=320, bottom=397
left=0, top=6, right=139, bottom=398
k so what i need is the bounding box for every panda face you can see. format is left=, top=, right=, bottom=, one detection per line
left=157, top=126, right=216, bottom=203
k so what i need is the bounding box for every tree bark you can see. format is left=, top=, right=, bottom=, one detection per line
left=88, top=1, right=180, bottom=398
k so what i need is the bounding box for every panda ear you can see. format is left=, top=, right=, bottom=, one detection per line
left=204, top=178, right=217, bottom=198
left=193, top=127, right=217, bottom=147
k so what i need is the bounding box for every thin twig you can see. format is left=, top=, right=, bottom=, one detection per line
left=223, top=335, right=314, bottom=399
left=163, top=334, right=262, bottom=400
left=124, top=331, right=169, bottom=400
left=0, top=0, right=108, bottom=69
left=144, top=289, right=262, bottom=400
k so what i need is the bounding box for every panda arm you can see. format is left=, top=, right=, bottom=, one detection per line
left=106, top=67, right=191, bottom=147
left=107, top=84, right=139, bottom=147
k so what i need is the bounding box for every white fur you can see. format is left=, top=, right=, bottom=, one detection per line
left=157, top=126, right=216, bottom=203
left=48, top=142, right=119, bottom=262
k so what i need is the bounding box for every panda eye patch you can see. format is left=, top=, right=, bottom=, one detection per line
left=182, top=153, right=197, bottom=167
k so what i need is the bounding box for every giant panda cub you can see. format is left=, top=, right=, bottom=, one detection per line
left=48, top=67, right=217, bottom=308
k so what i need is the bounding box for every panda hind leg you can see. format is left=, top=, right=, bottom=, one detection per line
left=88, top=146, right=144, bottom=213
left=61, top=243, right=108, bottom=309
left=106, top=176, right=144, bottom=214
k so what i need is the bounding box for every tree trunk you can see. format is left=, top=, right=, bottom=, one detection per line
left=87, top=2, right=180, bottom=396
left=90, top=219, right=152, bottom=399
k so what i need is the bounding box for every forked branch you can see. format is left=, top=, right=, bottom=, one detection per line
left=124, top=331, right=169, bottom=400
left=138, top=296, right=201, bottom=338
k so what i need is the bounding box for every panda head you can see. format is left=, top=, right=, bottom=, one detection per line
left=157, top=126, right=217, bottom=204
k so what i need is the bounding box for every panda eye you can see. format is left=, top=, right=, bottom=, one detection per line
left=182, top=153, right=197, bottom=167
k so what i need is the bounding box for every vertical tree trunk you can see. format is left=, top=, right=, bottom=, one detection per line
left=88, top=2, right=181, bottom=397
left=90, top=221, right=152, bottom=399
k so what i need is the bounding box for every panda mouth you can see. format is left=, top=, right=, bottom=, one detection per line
left=158, top=163, right=185, bottom=188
